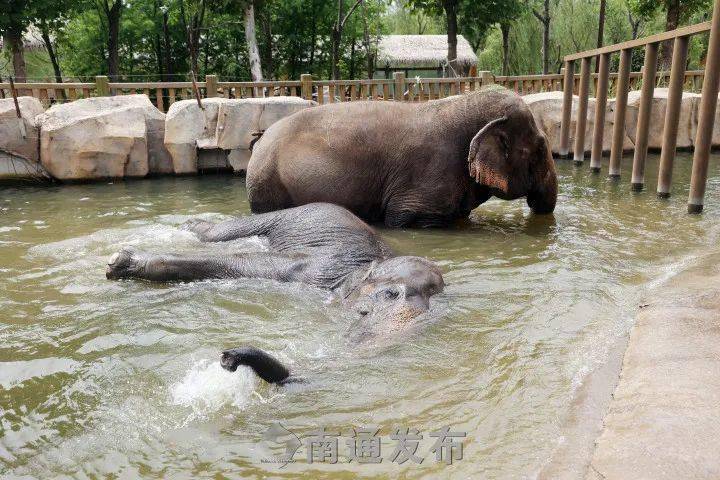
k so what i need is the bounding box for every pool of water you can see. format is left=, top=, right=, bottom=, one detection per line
left=1, top=153, right=719, bottom=479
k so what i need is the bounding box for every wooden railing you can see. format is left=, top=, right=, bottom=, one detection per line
left=495, top=70, right=705, bottom=95
left=559, top=5, right=719, bottom=213
left=0, top=69, right=706, bottom=112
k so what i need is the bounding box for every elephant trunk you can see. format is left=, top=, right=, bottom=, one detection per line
left=221, top=346, right=291, bottom=383
left=526, top=139, right=558, bottom=214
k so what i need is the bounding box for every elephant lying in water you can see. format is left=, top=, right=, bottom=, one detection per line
left=106, top=203, right=444, bottom=384
left=247, top=87, right=557, bottom=227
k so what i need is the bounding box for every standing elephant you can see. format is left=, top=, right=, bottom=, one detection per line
left=246, top=87, right=557, bottom=227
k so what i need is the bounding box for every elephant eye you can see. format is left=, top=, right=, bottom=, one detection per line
left=382, top=288, right=399, bottom=300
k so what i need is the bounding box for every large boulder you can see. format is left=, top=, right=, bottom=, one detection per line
left=164, top=96, right=316, bottom=174
left=37, top=95, right=171, bottom=180
left=524, top=91, right=633, bottom=156
left=0, top=96, right=44, bottom=163
left=625, top=88, right=701, bottom=151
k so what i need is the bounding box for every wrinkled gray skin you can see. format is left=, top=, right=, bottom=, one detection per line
left=106, top=203, right=444, bottom=384
left=247, top=87, right=557, bottom=227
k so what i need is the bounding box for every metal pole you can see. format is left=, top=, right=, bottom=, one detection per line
left=657, top=36, right=689, bottom=198
left=630, top=42, right=659, bottom=191
left=559, top=61, right=575, bottom=158
left=590, top=53, right=610, bottom=172
left=608, top=48, right=632, bottom=178
left=688, top=0, right=720, bottom=213
left=573, top=57, right=592, bottom=165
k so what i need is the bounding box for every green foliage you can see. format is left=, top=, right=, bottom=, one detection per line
left=384, top=0, right=445, bottom=34
left=628, top=0, right=711, bottom=24
left=0, top=0, right=715, bottom=80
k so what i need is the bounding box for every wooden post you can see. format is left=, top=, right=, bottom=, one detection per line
left=688, top=0, right=720, bottom=213
left=559, top=61, right=575, bottom=158
left=657, top=36, right=689, bottom=198
left=630, top=42, right=659, bottom=191
left=205, top=74, right=218, bottom=98
left=590, top=53, right=610, bottom=172
left=393, top=71, right=405, bottom=101
left=479, top=71, right=494, bottom=87
left=155, top=87, right=164, bottom=112
left=95, top=76, right=110, bottom=96
left=608, top=48, right=632, bottom=178
left=301, top=74, right=313, bottom=101
left=573, top=57, right=592, bottom=165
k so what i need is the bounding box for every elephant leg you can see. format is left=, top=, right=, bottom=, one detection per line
left=106, top=247, right=309, bottom=283
left=180, top=210, right=282, bottom=242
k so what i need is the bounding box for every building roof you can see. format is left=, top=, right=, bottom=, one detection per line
left=0, top=26, right=47, bottom=51
left=376, top=34, right=478, bottom=69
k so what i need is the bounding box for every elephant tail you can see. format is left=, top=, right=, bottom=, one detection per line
left=220, top=346, right=292, bottom=384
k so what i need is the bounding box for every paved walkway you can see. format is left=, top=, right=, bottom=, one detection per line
left=587, top=252, right=720, bottom=479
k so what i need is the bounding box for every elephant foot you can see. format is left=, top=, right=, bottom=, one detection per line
left=106, top=247, right=147, bottom=280
left=180, top=218, right=216, bottom=240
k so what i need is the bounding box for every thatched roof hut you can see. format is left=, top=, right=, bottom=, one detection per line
left=376, top=34, right=478, bottom=77
left=0, top=26, right=47, bottom=52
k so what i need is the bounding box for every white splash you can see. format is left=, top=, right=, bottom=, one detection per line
left=169, top=359, right=257, bottom=421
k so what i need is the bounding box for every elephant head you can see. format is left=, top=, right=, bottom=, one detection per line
left=468, top=109, right=557, bottom=214
left=345, top=256, right=444, bottom=343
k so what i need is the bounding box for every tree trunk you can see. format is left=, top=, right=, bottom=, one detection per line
left=162, top=10, right=174, bottom=81
left=660, top=0, right=680, bottom=69
left=595, top=0, right=606, bottom=73
left=188, top=27, right=200, bottom=75
left=331, top=26, right=342, bottom=79
left=260, top=8, right=274, bottom=79
left=244, top=1, right=264, bottom=81
left=360, top=0, right=373, bottom=79
left=443, top=0, right=459, bottom=77
left=542, top=0, right=550, bottom=74
left=309, top=12, right=317, bottom=73
left=331, top=0, right=344, bottom=80
left=182, top=0, right=205, bottom=76
left=106, top=0, right=122, bottom=80
left=331, top=0, right=363, bottom=80
left=39, top=23, right=63, bottom=84
left=349, top=39, right=356, bottom=80
left=203, top=31, right=210, bottom=74
left=5, top=30, right=27, bottom=83
left=501, top=23, right=511, bottom=76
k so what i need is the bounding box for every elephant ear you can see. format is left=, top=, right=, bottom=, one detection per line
left=468, top=116, right=509, bottom=191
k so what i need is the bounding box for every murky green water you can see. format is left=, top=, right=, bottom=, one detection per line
left=1, top=153, right=719, bottom=479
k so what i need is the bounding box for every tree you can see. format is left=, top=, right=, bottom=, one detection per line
left=179, top=0, right=209, bottom=75
left=331, top=0, right=363, bottom=79
left=360, top=0, right=373, bottom=79
left=531, top=0, right=551, bottom=74
left=405, top=0, right=461, bottom=76
left=95, top=0, right=123, bottom=79
left=244, top=1, right=263, bottom=80
left=596, top=0, right=606, bottom=72
left=407, top=0, right=525, bottom=76
left=629, top=0, right=711, bottom=68
left=0, top=0, right=33, bottom=82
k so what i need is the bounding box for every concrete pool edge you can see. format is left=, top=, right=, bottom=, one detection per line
left=583, top=250, right=720, bottom=479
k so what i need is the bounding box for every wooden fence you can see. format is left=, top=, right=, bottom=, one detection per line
left=559, top=6, right=719, bottom=213
left=0, top=69, right=706, bottom=112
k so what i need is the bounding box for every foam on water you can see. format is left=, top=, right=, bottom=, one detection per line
left=170, top=359, right=257, bottom=422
